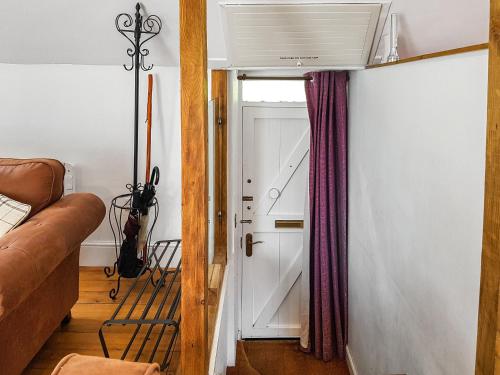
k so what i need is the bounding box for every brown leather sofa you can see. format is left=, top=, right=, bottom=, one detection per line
left=0, top=158, right=105, bottom=375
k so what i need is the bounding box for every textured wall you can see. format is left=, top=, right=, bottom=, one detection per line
left=347, top=50, right=488, bottom=374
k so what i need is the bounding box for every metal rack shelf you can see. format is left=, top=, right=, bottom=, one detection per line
left=99, top=239, right=181, bottom=371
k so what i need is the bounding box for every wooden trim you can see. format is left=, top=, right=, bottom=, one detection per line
left=180, top=0, right=209, bottom=374
left=237, top=74, right=312, bottom=81
left=368, top=43, right=489, bottom=69
left=475, top=4, right=500, bottom=374
left=211, top=70, right=228, bottom=265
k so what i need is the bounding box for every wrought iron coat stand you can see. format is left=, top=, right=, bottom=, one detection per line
left=104, top=3, right=162, bottom=299
left=101, top=5, right=182, bottom=369
left=116, top=2, right=162, bottom=205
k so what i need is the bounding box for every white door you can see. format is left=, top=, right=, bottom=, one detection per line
left=241, top=105, right=310, bottom=338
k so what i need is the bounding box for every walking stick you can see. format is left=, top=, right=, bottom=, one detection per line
left=145, top=74, right=153, bottom=182
left=138, top=74, right=154, bottom=263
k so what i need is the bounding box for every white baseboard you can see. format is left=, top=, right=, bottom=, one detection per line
left=209, top=267, right=229, bottom=375
left=346, top=346, right=359, bottom=375
left=80, top=241, right=181, bottom=267
left=80, top=241, right=116, bottom=266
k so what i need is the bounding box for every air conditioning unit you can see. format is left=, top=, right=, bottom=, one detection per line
left=220, top=0, right=391, bottom=69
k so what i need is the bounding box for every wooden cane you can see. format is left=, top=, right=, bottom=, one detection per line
left=139, top=74, right=154, bottom=264
left=145, top=74, right=153, bottom=181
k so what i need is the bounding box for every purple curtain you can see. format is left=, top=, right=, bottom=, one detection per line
left=304, top=71, right=348, bottom=361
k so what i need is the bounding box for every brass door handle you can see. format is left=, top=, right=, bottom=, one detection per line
left=245, top=234, right=264, bottom=257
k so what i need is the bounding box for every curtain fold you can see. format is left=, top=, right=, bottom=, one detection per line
left=302, top=71, right=348, bottom=361
left=300, top=174, right=310, bottom=350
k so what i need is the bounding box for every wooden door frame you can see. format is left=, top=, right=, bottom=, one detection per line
left=211, top=70, right=228, bottom=265
left=180, top=0, right=208, bottom=374
left=475, top=1, right=500, bottom=373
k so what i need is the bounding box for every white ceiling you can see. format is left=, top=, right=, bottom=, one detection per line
left=0, top=0, right=489, bottom=67
left=382, top=0, right=489, bottom=59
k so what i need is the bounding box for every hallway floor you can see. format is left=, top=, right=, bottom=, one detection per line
left=228, top=340, right=350, bottom=375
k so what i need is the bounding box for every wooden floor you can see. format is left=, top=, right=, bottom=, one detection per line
left=23, top=265, right=224, bottom=375
left=228, top=340, right=350, bottom=375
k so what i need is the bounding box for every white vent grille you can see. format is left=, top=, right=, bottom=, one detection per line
left=221, top=2, right=389, bottom=69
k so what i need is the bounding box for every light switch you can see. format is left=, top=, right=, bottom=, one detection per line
left=64, top=162, right=75, bottom=195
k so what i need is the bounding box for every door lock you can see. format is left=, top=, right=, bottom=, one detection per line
left=245, top=233, right=263, bottom=257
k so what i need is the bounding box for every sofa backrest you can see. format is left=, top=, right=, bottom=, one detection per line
left=0, top=159, right=65, bottom=217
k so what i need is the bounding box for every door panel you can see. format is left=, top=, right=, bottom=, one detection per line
left=241, top=105, right=309, bottom=338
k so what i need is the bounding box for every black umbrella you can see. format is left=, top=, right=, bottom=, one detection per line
left=117, top=208, right=143, bottom=278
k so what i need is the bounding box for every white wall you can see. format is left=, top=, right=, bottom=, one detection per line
left=348, top=50, right=488, bottom=375
left=0, top=0, right=227, bottom=67
left=0, top=63, right=181, bottom=265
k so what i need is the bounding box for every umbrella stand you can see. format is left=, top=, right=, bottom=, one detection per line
left=104, top=193, right=159, bottom=299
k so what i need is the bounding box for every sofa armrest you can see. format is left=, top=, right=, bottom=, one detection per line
left=0, top=193, right=105, bottom=318
left=25, top=193, right=106, bottom=251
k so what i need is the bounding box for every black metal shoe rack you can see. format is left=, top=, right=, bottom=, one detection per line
left=99, top=239, right=181, bottom=371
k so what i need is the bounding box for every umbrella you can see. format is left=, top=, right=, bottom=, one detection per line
left=117, top=208, right=144, bottom=278
left=137, top=167, right=159, bottom=263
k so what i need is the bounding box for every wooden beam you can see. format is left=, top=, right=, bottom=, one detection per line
left=179, top=0, right=209, bottom=374
left=368, top=43, right=489, bottom=69
left=211, top=70, right=228, bottom=265
left=475, top=2, right=500, bottom=374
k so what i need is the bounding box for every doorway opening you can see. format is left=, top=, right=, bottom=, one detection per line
left=239, top=78, right=309, bottom=339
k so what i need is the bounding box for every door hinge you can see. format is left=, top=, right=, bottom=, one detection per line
left=217, top=210, right=223, bottom=222
left=218, top=117, right=223, bottom=127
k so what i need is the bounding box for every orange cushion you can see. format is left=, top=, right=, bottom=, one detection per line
left=0, top=159, right=64, bottom=218
left=51, top=354, right=161, bottom=375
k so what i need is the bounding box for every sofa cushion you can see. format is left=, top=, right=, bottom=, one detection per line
left=0, top=193, right=105, bottom=320
left=0, top=159, right=65, bottom=218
